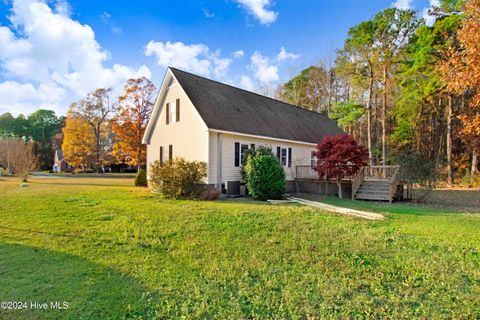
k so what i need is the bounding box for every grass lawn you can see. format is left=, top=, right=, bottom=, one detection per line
left=0, top=176, right=479, bottom=319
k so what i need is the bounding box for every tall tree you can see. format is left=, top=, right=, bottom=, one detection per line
left=373, top=8, right=420, bottom=165
left=27, top=110, right=62, bottom=170
left=337, top=20, right=377, bottom=166
left=277, top=65, right=333, bottom=112
left=62, top=107, right=95, bottom=169
left=439, top=0, right=480, bottom=175
left=111, top=77, right=156, bottom=169
left=396, top=7, right=461, bottom=183
left=73, top=88, right=115, bottom=170
left=329, top=101, right=365, bottom=136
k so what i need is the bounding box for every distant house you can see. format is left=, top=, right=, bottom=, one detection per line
left=142, top=67, right=343, bottom=191
left=52, top=149, right=70, bottom=172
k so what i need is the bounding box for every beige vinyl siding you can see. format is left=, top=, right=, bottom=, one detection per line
left=208, top=132, right=314, bottom=185
left=208, top=133, right=218, bottom=184
left=146, top=82, right=209, bottom=179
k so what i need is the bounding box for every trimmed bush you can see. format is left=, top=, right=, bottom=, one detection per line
left=134, top=169, right=147, bottom=187
left=243, top=147, right=285, bottom=201
left=149, top=158, right=207, bottom=199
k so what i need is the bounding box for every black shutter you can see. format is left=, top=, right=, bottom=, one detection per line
left=176, top=99, right=180, bottom=122
left=288, top=147, right=292, bottom=168
left=160, top=146, right=163, bottom=164
left=234, top=142, right=240, bottom=167
left=166, top=103, right=170, bottom=125
left=169, top=145, right=173, bottom=162
left=250, top=144, right=255, bottom=151
left=276, top=146, right=281, bottom=160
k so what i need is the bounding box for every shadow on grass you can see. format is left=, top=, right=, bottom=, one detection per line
left=0, top=243, right=154, bottom=320
left=428, top=189, right=480, bottom=212
left=30, top=181, right=134, bottom=188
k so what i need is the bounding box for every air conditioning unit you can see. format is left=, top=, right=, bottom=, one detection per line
left=226, top=180, right=241, bottom=196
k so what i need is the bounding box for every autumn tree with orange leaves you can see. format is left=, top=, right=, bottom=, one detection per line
left=439, top=0, right=480, bottom=175
left=62, top=106, right=95, bottom=169
left=111, top=77, right=156, bottom=169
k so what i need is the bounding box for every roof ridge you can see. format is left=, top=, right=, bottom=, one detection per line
left=168, top=66, right=329, bottom=118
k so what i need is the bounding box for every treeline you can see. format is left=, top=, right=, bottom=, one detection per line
left=276, top=0, right=479, bottom=185
left=0, top=77, right=155, bottom=174
left=0, top=111, right=65, bottom=170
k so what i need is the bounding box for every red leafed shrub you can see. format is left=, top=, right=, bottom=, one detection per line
left=315, top=134, right=368, bottom=198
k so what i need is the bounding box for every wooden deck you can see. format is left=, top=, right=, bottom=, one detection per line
left=351, top=166, right=400, bottom=203
left=295, top=165, right=401, bottom=203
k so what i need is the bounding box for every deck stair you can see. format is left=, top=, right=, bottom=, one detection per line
left=351, top=166, right=400, bottom=203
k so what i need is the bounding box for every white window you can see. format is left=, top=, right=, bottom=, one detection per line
left=240, top=144, right=249, bottom=165
left=281, top=148, right=287, bottom=166
left=168, top=101, right=176, bottom=124
left=311, top=150, right=317, bottom=168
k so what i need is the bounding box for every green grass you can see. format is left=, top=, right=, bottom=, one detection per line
left=0, top=177, right=479, bottom=319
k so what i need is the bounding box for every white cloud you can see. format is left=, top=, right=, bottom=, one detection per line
left=145, top=40, right=232, bottom=78
left=0, top=0, right=150, bottom=115
left=422, top=0, right=440, bottom=26
left=54, top=0, right=71, bottom=16
left=250, top=51, right=279, bottom=83
left=234, top=0, right=278, bottom=25
left=0, top=81, right=65, bottom=115
left=392, top=0, right=414, bottom=9
left=100, top=11, right=123, bottom=34
left=239, top=75, right=255, bottom=91
left=232, top=50, right=245, bottom=59
left=202, top=8, right=215, bottom=18
left=277, top=47, right=299, bottom=62
left=247, top=47, right=299, bottom=85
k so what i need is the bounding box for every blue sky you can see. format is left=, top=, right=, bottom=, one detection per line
left=0, top=0, right=433, bottom=116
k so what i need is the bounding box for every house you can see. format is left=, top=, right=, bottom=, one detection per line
left=142, top=67, right=343, bottom=192
left=52, top=149, right=70, bottom=173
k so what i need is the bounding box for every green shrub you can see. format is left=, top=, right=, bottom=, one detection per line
left=149, top=158, right=207, bottom=199
left=396, top=151, right=437, bottom=202
left=243, top=147, right=285, bottom=201
left=134, top=169, right=147, bottom=187
left=460, top=174, right=480, bottom=188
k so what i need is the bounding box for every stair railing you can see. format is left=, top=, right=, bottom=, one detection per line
left=388, top=166, right=401, bottom=203
left=351, top=166, right=365, bottom=200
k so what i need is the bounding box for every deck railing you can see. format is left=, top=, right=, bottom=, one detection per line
left=295, top=165, right=319, bottom=180
left=296, top=164, right=401, bottom=202
left=295, top=165, right=358, bottom=180
left=364, top=165, right=400, bottom=181
left=388, top=166, right=401, bottom=203
left=351, top=167, right=365, bottom=200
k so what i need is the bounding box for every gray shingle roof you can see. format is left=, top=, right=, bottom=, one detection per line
left=171, top=67, right=343, bottom=144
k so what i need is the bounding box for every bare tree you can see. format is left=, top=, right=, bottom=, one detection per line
left=0, top=138, right=34, bottom=181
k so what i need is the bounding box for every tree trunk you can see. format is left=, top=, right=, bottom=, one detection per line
left=6, top=136, right=11, bottom=176
left=96, top=123, right=101, bottom=172
left=446, top=95, right=453, bottom=185
left=472, top=150, right=479, bottom=176
left=382, top=65, right=388, bottom=166
left=337, top=179, right=343, bottom=199
left=367, top=65, right=374, bottom=168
